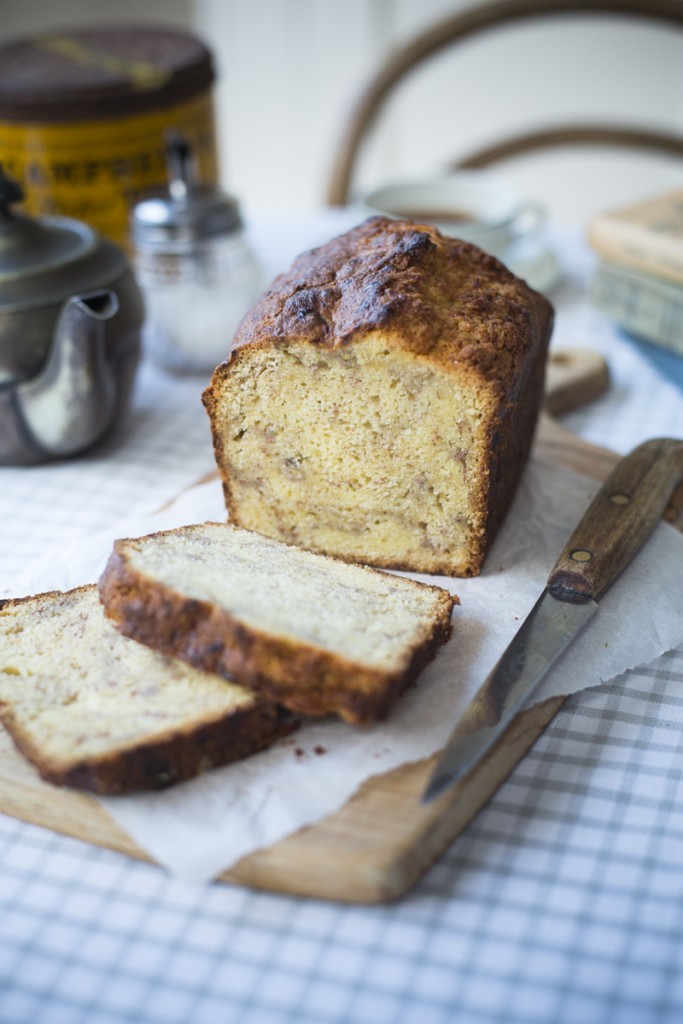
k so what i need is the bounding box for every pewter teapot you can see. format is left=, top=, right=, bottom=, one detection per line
left=0, top=167, right=144, bottom=465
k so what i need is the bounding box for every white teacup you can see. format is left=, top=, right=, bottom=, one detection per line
left=361, top=172, right=544, bottom=257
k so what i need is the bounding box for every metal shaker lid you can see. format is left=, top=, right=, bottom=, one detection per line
left=131, top=133, right=242, bottom=247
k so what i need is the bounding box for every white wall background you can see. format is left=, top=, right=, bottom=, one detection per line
left=2, top=0, right=683, bottom=224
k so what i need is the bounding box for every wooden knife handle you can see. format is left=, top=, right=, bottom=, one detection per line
left=548, top=438, right=683, bottom=603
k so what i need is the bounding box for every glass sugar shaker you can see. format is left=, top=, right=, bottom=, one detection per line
left=131, top=133, right=263, bottom=374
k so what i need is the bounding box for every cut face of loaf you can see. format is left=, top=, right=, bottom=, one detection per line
left=0, top=586, right=293, bottom=794
left=204, top=217, right=553, bottom=576
left=99, top=522, right=457, bottom=725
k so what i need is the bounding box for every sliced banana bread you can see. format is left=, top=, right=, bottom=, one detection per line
left=0, top=586, right=293, bottom=794
left=203, top=216, right=554, bottom=577
left=99, top=522, right=457, bottom=725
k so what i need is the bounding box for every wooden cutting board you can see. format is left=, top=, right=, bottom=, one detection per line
left=0, top=351, right=678, bottom=903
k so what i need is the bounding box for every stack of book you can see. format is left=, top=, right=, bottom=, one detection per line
left=587, top=188, right=683, bottom=361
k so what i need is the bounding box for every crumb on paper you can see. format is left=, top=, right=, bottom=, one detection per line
left=372, top=747, right=392, bottom=759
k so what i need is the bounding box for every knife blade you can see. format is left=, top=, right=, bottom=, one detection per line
left=422, top=436, right=683, bottom=804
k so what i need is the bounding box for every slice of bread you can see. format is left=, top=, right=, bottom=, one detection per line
left=99, top=522, right=457, bottom=725
left=0, top=586, right=294, bottom=795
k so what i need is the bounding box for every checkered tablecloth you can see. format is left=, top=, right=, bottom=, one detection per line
left=1, top=217, right=682, bottom=1024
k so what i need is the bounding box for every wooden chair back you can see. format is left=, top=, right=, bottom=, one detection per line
left=326, top=0, right=683, bottom=207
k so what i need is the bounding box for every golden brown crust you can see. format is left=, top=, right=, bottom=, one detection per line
left=0, top=585, right=296, bottom=795
left=99, top=536, right=457, bottom=726
left=0, top=693, right=295, bottom=796
left=218, top=216, right=552, bottom=383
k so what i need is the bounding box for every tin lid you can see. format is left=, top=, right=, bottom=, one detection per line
left=0, top=26, right=215, bottom=123
left=131, top=133, right=242, bottom=247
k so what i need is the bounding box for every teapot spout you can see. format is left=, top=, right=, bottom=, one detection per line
left=16, top=290, right=120, bottom=457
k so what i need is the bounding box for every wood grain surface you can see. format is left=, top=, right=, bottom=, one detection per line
left=2, top=350, right=675, bottom=904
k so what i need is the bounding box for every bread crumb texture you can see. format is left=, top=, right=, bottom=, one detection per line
left=0, top=586, right=291, bottom=794
left=204, top=217, right=553, bottom=576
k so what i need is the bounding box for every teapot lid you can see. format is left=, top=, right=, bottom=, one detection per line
left=0, top=166, right=127, bottom=312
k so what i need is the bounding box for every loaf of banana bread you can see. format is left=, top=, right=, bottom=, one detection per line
left=203, top=216, right=553, bottom=576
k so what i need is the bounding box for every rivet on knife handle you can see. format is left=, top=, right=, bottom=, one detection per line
left=548, top=438, right=683, bottom=603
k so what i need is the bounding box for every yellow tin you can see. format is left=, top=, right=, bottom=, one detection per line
left=0, top=27, right=220, bottom=247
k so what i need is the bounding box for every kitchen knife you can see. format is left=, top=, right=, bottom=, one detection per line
left=422, top=437, right=683, bottom=804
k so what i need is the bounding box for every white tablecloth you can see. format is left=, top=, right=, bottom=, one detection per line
left=1, top=214, right=682, bottom=1024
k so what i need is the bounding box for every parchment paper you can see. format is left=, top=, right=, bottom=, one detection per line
left=9, top=457, right=683, bottom=882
